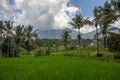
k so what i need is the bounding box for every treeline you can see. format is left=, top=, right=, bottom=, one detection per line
left=61, top=0, right=120, bottom=58
left=0, top=21, right=38, bottom=57
left=36, top=38, right=92, bottom=47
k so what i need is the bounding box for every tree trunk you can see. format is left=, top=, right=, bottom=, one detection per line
left=27, top=50, right=29, bottom=55
left=64, top=44, right=67, bottom=56
left=103, top=34, right=106, bottom=48
left=7, top=39, right=10, bottom=57
left=96, top=23, right=99, bottom=55
left=105, top=33, right=108, bottom=57
left=78, top=28, right=81, bottom=56
left=103, top=34, right=106, bottom=54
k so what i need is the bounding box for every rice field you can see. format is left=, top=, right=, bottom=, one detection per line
left=0, top=56, right=120, bottom=80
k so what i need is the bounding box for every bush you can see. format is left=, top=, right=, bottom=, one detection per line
left=46, top=48, right=51, bottom=56
left=34, top=48, right=44, bottom=56
left=114, top=52, right=120, bottom=59
left=96, top=53, right=103, bottom=57
left=90, top=52, right=103, bottom=58
left=107, top=33, right=120, bottom=59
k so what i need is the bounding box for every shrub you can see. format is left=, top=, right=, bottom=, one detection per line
left=46, top=47, right=51, bottom=56
left=96, top=53, right=103, bottom=57
left=114, top=52, right=120, bottom=59
left=34, top=48, right=44, bottom=56
left=107, top=33, right=120, bottom=59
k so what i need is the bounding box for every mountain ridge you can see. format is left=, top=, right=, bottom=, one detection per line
left=38, top=28, right=96, bottom=39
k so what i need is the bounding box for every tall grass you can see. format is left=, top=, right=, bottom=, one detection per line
left=0, top=56, right=120, bottom=80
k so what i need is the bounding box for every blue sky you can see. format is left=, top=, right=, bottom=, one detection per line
left=69, top=0, right=109, bottom=17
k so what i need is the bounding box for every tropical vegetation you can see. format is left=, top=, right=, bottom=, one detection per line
left=0, top=0, right=120, bottom=80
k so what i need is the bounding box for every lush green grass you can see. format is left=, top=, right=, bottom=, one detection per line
left=52, top=46, right=113, bottom=57
left=0, top=56, right=120, bottom=80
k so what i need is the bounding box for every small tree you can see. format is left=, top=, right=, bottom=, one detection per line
left=2, top=21, right=15, bottom=57
left=70, top=14, right=92, bottom=56
left=107, top=32, right=120, bottom=59
left=23, top=25, right=38, bottom=55
left=15, top=25, right=25, bottom=56
left=93, top=6, right=103, bottom=56
left=61, top=29, right=71, bottom=56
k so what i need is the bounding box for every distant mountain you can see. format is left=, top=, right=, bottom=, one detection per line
left=38, top=28, right=96, bottom=39
left=38, top=25, right=119, bottom=39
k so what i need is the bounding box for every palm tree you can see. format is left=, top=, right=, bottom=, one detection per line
left=24, top=25, right=38, bottom=55
left=15, top=25, right=25, bottom=56
left=0, top=21, right=5, bottom=44
left=61, top=29, right=71, bottom=56
left=97, top=1, right=118, bottom=56
left=70, top=14, right=92, bottom=56
left=0, top=21, right=4, bottom=35
left=0, top=21, right=4, bottom=57
left=103, top=1, right=117, bottom=46
left=93, top=6, right=103, bottom=55
left=4, top=21, right=15, bottom=57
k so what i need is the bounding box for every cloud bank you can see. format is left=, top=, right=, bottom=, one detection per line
left=3, top=0, right=78, bottom=31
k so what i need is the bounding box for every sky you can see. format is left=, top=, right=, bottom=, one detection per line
left=69, top=0, right=109, bottom=17
left=0, top=0, right=119, bottom=33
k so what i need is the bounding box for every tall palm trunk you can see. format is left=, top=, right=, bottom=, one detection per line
left=16, top=43, right=20, bottom=57
left=102, top=34, right=106, bottom=54
left=95, top=23, right=99, bottom=55
left=105, top=33, right=108, bottom=57
left=7, top=39, right=9, bottom=57
left=78, top=28, right=81, bottom=56
left=64, top=44, right=68, bottom=55
left=103, top=34, right=106, bottom=48
left=103, top=33, right=108, bottom=57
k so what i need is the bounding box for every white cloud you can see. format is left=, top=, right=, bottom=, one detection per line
left=16, top=0, right=23, bottom=3
left=13, top=0, right=79, bottom=31
left=0, top=0, right=16, bottom=20
left=80, top=25, right=96, bottom=33
left=110, top=19, right=120, bottom=28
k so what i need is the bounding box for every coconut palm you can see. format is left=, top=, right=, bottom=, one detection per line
left=0, top=21, right=4, bottom=36
left=2, top=21, right=15, bottom=57
left=93, top=6, right=103, bottom=55
left=0, top=21, right=5, bottom=44
left=70, top=14, right=92, bottom=56
left=23, top=25, right=38, bottom=54
left=61, top=29, right=71, bottom=56
left=98, top=1, right=118, bottom=48
left=0, top=21, right=4, bottom=56
left=95, top=1, right=118, bottom=57
left=15, top=25, right=25, bottom=56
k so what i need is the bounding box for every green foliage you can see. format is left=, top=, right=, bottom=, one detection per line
left=114, top=52, right=120, bottom=59
left=23, top=25, right=38, bottom=54
left=0, top=20, right=38, bottom=57
left=46, top=46, right=52, bottom=56
left=107, top=35, right=120, bottom=52
left=34, top=48, right=45, bottom=56
left=61, top=29, right=71, bottom=55
left=36, top=39, right=92, bottom=47
left=36, top=39, right=62, bottom=47
left=19, top=48, right=28, bottom=55
left=96, top=53, right=104, bottom=57
left=107, top=33, right=120, bottom=59
left=1, top=38, right=18, bottom=57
